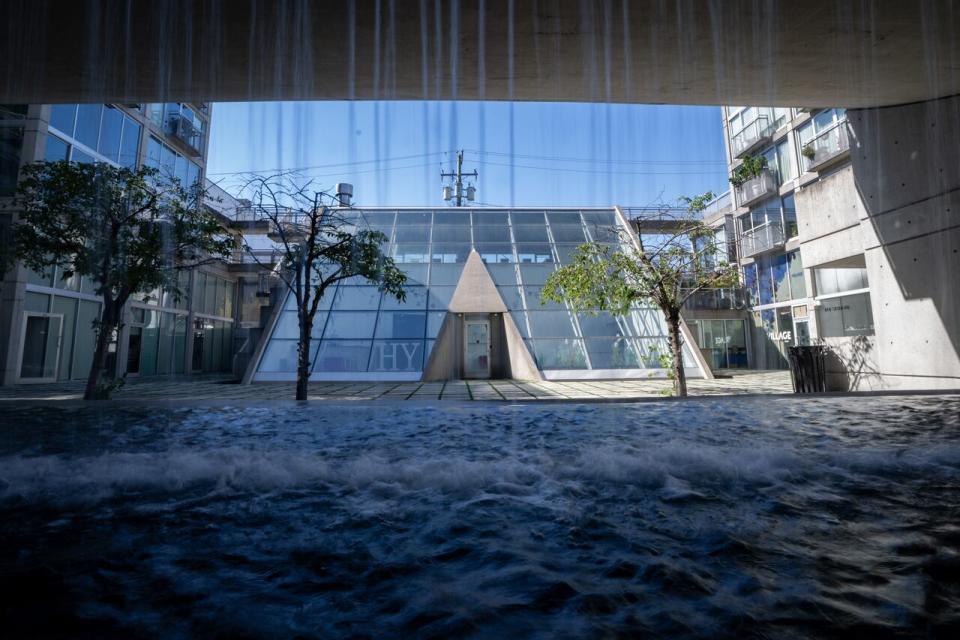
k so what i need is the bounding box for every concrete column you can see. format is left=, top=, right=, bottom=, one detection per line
left=847, top=94, right=960, bottom=390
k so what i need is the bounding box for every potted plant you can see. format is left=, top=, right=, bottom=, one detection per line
left=729, top=155, right=768, bottom=189
left=801, top=145, right=816, bottom=161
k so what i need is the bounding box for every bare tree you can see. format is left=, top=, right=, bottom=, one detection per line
left=237, top=173, right=406, bottom=400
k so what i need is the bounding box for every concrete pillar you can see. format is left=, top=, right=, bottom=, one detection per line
left=847, top=94, right=960, bottom=390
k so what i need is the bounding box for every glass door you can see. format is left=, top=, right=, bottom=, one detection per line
left=18, top=312, right=63, bottom=382
left=463, top=319, right=490, bottom=379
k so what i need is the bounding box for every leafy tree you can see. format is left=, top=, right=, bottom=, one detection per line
left=238, top=173, right=407, bottom=401
left=542, top=193, right=739, bottom=397
left=2, top=161, right=233, bottom=399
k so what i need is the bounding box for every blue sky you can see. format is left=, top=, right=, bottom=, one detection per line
left=207, top=101, right=729, bottom=208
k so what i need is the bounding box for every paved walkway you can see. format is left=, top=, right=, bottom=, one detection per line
left=0, top=370, right=794, bottom=402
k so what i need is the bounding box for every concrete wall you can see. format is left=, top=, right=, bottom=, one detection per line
left=845, top=94, right=960, bottom=390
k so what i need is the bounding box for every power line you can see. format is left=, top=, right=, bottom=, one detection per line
left=206, top=151, right=455, bottom=176
left=468, top=159, right=724, bottom=176
left=461, top=149, right=727, bottom=165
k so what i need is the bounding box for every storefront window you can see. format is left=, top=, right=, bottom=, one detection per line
left=818, top=293, right=875, bottom=337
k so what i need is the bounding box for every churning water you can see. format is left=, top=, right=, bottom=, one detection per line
left=1, top=396, right=959, bottom=638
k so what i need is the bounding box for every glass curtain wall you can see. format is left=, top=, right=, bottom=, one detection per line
left=257, top=208, right=696, bottom=378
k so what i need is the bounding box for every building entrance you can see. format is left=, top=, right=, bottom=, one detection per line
left=463, top=317, right=491, bottom=379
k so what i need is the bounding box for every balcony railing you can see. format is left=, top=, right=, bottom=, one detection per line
left=682, top=287, right=748, bottom=311
left=801, top=121, right=850, bottom=172
left=740, top=220, right=785, bottom=258
left=168, top=114, right=204, bottom=156
left=700, top=191, right=733, bottom=219
left=730, top=115, right=775, bottom=158
left=735, top=168, right=778, bottom=208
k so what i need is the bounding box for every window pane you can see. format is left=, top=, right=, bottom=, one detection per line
left=117, top=118, right=141, bottom=167
left=758, top=258, right=774, bottom=305
left=772, top=253, right=791, bottom=302
left=427, top=286, right=456, bottom=309
left=428, top=263, right=464, bottom=285
left=472, top=210, right=509, bottom=225
left=510, top=210, right=545, bottom=224
left=395, top=210, right=432, bottom=225
left=818, top=293, right=875, bottom=337
left=430, top=244, right=470, bottom=263
left=97, top=105, right=123, bottom=161
left=426, top=311, right=446, bottom=338
left=49, top=104, right=76, bottom=135
left=527, top=338, right=587, bottom=369
left=392, top=244, right=431, bottom=263
left=323, top=312, right=378, bottom=338
left=432, top=210, right=468, bottom=225
left=259, top=339, right=319, bottom=373
left=513, top=225, right=549, bottom=242
left=394, top=225, right=431, bottom=243
left=473, top=225, right=511, bottom=242
left=74, top=104, right=101, bottom=150
left=584, top=338, right=640, bottom=368
left=331, top=286, right=382, bottom=310
left=44, top=134, right=69, bottom=161
left=577, top=312, right=630, bottom=337
left=519, top=264, right=556, bottom=285
left=516, top=243, right=554, bottom=263
left=432, top=225, right=471, bottom=243
left=375, top=312, right=426, bottom=339
left=549, top=225, right=586, bottom=243
left=314, top=340, right=372, bottom=372
left=486, top=264, right=519, bottom=286
left=382, top=285, right=427, bottom=309
left=527, top=310, right=577, bottom=337
left=788, top=251, right=806, bottom=299
left=523, top=286, right=564, bottom=310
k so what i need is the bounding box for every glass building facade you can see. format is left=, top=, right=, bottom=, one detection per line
left=254, top=207, right=704, bottom=381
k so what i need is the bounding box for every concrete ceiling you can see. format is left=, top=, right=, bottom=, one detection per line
left=1, top=0, right=958, bottom=108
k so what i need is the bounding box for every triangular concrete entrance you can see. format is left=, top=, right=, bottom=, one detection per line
left=422, top=250, right=541, bottom=381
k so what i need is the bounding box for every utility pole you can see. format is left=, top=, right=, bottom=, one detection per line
left=441, top=150, right=478, bottom=206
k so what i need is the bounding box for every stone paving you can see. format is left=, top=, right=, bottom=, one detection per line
left=0, top=370, right=795, bottom=402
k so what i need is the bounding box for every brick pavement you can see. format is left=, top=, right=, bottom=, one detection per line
left=0, top=370, right=795, bottom=402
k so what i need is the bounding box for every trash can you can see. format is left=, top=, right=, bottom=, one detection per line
left=788, top=345, right=827, bottom=393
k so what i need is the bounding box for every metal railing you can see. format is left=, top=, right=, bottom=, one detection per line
left=700, top=191, right=733, bottom=219
left=801, top=121, right=850, bottom=172
left=730, top=115, right=775, bottom=158
left=169, top=114, right=204, bottom=156
left=682, top=287, right=748, bottom=311
left=736, top=169, right=778, bottom=208
left=740, top=220, right=785, bottom=258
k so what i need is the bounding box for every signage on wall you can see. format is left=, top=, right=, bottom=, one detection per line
left=768, top=330, right=793, bottom=342
left=373, top=342, right=421, bottom=371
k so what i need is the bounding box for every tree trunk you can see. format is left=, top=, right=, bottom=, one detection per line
left=295, top=317, right=312, bottom=401
left=83, top=303, right=118, bottom=401
left=667, top=311, right=688, bottom=397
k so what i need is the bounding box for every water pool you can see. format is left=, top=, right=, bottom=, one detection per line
left=1, top=396, right=959, bottom=637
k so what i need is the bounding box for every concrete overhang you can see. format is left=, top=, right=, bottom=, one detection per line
left=1, top=1, right=958, bottom=108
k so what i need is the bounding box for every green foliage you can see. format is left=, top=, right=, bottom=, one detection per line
left=3, top=160, right=233, bottom=399
left=729, top=155, right=768, bottom=188
left=5, top=161, right=233, bottom=304
left=801, top=145, right=816, bottom=160
left=678, top=191, right=715, bottom=215
left=541, top=193, right=740, bottom=397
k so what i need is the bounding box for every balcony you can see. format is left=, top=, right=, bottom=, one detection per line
left=801, top=121, right=850, bottom=172
left=740, top=220, right=785, bottom=259
left=168, top=114, right=204, bottom=156
left=730, top=115, right=775, bottom=158
left=735, top=168, right=778, bottom=208
left=682, top=287, right=748, bottom=311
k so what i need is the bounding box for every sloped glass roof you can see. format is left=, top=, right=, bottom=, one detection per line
left=255, top=208, right=698, bottom=379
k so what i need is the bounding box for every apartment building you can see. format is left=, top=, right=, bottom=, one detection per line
left=0, top=103, right=256, bottom=386
left=711, top=104, right=903, bottom=389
